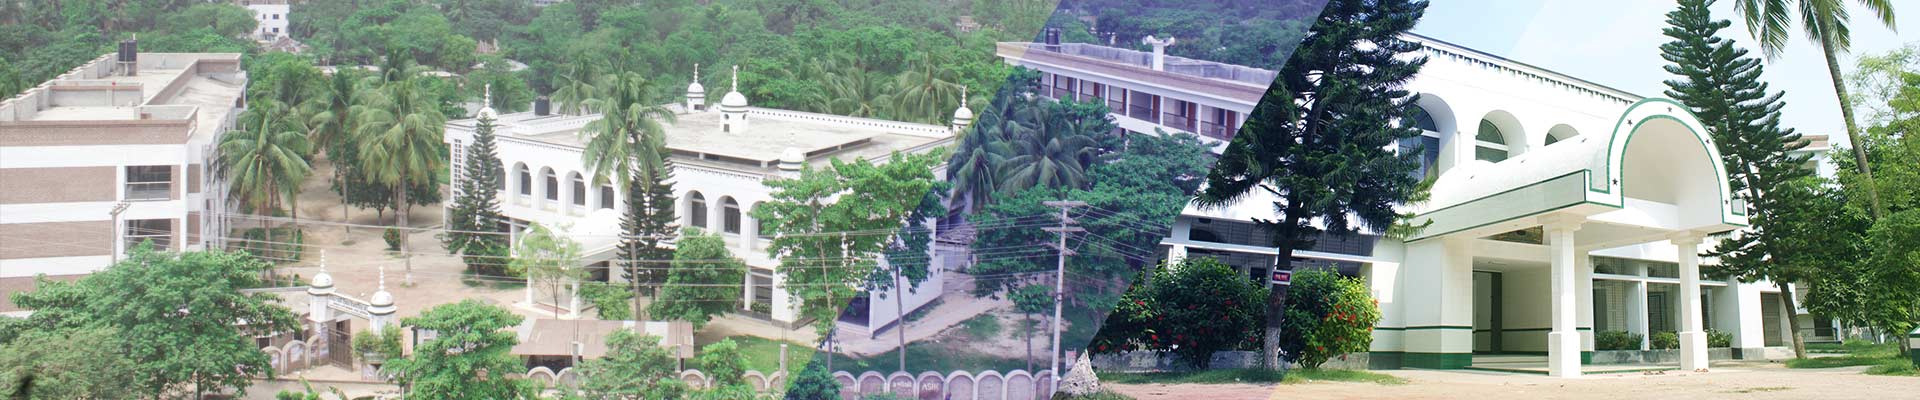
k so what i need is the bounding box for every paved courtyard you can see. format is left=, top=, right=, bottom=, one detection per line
left=1107, top=361, right=1919, bottom=399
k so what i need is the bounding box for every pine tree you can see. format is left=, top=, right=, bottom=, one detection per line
left=1192, top=0, right=1429, bottom=369
left=1660, top=0, right=1821, bottom=359
left=444, top=112, right=509, bottom=275
left=616, top=140, right=678, bottom=320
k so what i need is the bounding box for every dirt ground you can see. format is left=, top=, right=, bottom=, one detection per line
left=1106, top=361, right=1920, bottom=400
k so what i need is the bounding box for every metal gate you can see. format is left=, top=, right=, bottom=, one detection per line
left=328, top=320, right=353, bottom=367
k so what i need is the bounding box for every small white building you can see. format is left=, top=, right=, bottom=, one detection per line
left=239, top=0, right=291, bottom=42
left=1007, top=33, right=1838, bottom=376
left=443, top=67, right=967, bottom=333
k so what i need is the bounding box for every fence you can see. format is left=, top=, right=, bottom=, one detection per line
left=518, top=367, right=1056, bottom=400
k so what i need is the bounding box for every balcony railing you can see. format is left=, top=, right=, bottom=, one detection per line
left=1107, top=98, right=1125, bottom=112
left=1199, top=121, right=1233, bottom=139
left=1126, top=104, right=1156, bottom=122
left=125, top=182, right=171, bottom=201
left=1163, top=113, right=1197, bottom=132
left=1051, top=87, right=1074, bottom=100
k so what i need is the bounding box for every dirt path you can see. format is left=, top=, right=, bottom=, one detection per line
left=1106, top=362, right=1920, bottom=400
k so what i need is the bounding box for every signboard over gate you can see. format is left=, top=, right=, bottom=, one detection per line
left=328, top=295, right=372, bottom=319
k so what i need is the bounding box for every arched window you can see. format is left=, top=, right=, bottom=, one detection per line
left=722, top=197, right=741, bottom=234
left=1476, top=120, right=1510, bottom=162
left=569, top=173, right=586, bottom=206
left=543, top=168, right=559, bottom=201
left=1399, top=106, right=1442, bottom=178
left=1546, top=124, right=1579, bottom=146
left=600, top=185, right=615, bottom=210
left=516, top=164, right=531, bottom=196
left=688, top=192, right=707, bottom=229
left=1409, top=106, right=1438, bottom=132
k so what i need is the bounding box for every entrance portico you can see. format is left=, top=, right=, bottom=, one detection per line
left=1373, top=99, right=1747, bottom=377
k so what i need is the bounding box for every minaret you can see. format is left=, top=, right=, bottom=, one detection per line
left=719, top=65, right=749, bottom=133
left=368, top=264, right=396, bottom=332
left=477, top=83, right=497, bottom=120
left=951, top=86, right=974, bottom=133
left=686, top=64, right=707, bottom=112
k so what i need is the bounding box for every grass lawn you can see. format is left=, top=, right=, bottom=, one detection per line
left=1100, top=368, right=1404, bottom=385
left=692, top=336, right=814, bottom=374
left=1785, top=340, right=1916, bottom=376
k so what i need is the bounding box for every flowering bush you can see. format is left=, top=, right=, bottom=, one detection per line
left=1281, top=269, right=1381, bottom=369
left=1087, top=258, right=1267, bottom=369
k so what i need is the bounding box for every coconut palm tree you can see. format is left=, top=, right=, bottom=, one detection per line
left=356, top=75, right=447, bottom=284
left=996, top=103, right=1100, bottom=193
left=892, top=53, right=965, bottom=124
left=218, top=100, right=313, bottom=262
left=826, top=68, right=896, bottom=119
left=579, top=71, right=676, bottom=194
left=1734, top=0, right=1898, bottom=217
left=308, top=71, right=364, bottom=226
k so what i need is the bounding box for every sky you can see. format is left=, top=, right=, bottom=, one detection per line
left=1412, top=0, right=1920, bottom=148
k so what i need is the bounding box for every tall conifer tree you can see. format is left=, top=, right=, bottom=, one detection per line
left=1660, top=0, right=1823, bottom=359
left=444, top=102, right=509, bottom=275
left=617, top=153, right=678, bottom=320
left=1193, top=0, right=1429, bottom=369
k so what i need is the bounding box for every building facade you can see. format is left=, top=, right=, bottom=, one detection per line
left=1006, top=34, right=1826, bottom=377
left=238, top=0, right=292, bottom=42
left=442, top=68, right=965, bottom=333
left=0, top=50, right=247, bottom=312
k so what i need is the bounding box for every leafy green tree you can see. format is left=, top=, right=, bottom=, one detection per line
left=696, top=339, right=748, bottom=389
left=650, top=229, right=747, bottom=329
left=1830, top=70, right=1920, bottom=354
left=1733, top=0, right=1899, bottom=217
left=580, top=281, right=635, bottom=320
left=513, top=224, right=586, bottom=317
left=1661, top=0, right=1820, bottom=359
left=781, top=359, right=842, bottom=400
left=1281, top=269, right=1381, bottom=369
left=754, top=151, right=943, bottom=344
left=0, top=328, right=137, bottom=399
left=1139, top=258, right=1268, bottom=369
left=444, top=107, right=510, bottom=275
left=218, top=100, right=314, bottom=262
left=1010, top=283, right=1053, bottom=371
left=386, top=300, right=533, bottom=400
left=8, top=245, right=299, bottom=399
left=1192, top=0, right=1429, bottom=369
left=575, top=331, right=688, bottom=400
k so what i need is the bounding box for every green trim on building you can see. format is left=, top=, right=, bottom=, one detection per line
left=1369, top=352, right=1404, bottom=370
left=1402, top=352, right=1473, bottom=369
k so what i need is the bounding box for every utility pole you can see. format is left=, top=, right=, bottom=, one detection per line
left=1042, top=200, right=1085, bottom=396
left=109, top=202, right=131, bottom=264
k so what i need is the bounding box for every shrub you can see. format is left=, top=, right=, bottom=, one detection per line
left=1282, top=268, right=1381, bottom=369
left=383, top=228, right=403, bottom=251
left=1596, top=330, right=1643, bottom=351
left=351, top=325, right=404, bottom=363
left=580, top=281, right=634, bottom=320
left=783, top=360, right=841, bottom=400
left=1706, top=329, right=1733, bottom=348
left=1651, top=331, right=1680, bottom=350
left=697, top=339, right=745, bottom=388
left=1088, top=258, right=1267, bottom=367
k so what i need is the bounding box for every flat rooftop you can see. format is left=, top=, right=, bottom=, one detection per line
left=997, top=42, right=1273, bottom=104
left=450, top=106, right=953, bottom=170
left=0, top=53, right=246, bottom=145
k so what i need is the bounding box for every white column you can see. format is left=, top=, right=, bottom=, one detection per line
left=1544, top=215, right=1584, bottom=377
left=1627, top=277, right=1650, bottom=351
left=743, top=270, right=756, bottom=311
left=567, top=280, right=581, bottom=319
left=1730, top=281, right=1766, bottom=356
left=741, top=215, right=756, bottom=252
left=1577, top=253, right=1595, bottom=356
left=1167, top=244, right=1188, bottom=264
left=771, top=269, right=796, bottom=323
left=1672, top=233, right=1710, bottom=371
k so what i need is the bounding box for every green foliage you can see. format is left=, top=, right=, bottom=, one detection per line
left=387, top=300, right=534, bottom=399
left=649, top=230, right=747, bottom=329
left=782, top=360, right=842, bottom=400
left=0, top=328, right=137, bottom=399
left=1826, top=50, right=1920, bottom=340
left=235, top=227, right=305, bottom=263
left=6, top=245, right=299, bottom=398
left=513, top=223, right=586, bottom=314
left=383, top=227, right=403, bottom=251
left=351, top=324, right=405, bottom=363
left=220, top=100, right=315, bottom=220
left=1192, top=0, right=1428, bottom=367
left=576, top=331, right=688, bottom=400
left=755, top=151, right=944, bottom=339
left=1596, top=330, right=1644, bottom=351
left=1280, top=269, right=1381, bottom=369
left=1089, top=258, right=1267, bottom=369
left=580, top=281, right=635, bottom=320
left=697, top=339, right=748, bottom=389
left=1651, top=331, right=1680, bottom=350
left=444, top=112, right=511, bottom=275
left=1707, top=329, right=1734, bottom=348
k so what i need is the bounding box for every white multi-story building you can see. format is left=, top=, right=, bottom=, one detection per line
left=1006, top=34, right=1832, bottom=377
left=442, top=67, right=966, bottom=332
left=239, top=0, right=291, bottom=42
left=0, top=48, right=247, bottom=312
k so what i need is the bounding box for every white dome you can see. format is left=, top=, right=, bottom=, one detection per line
left=477, top=105, right=498, bottom=120
left=687, top=81, right=706, bottom=94
left=370, top=290, right=394, bottom=307
left=953, top=105, right=974, bottom=121
left=310, top=271, right=333, bottom=288
left=720, top=90, right=748, bottom=108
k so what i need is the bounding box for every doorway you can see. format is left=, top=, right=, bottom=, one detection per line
left=1473, top=271, right=1503, bottom=353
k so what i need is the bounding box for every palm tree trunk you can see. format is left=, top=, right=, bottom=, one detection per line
left=398, top=183, right=412, bottom=286
left=1821, top=36, right=1886, bottom=219
left=1025, top=312, right=1035, bottom=372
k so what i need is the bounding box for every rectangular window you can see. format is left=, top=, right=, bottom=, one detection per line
left=571, top=182, right=586, bottom=206
left=599, top=186, right=615, bottom=210
left=126, top=218, right=173, bottom=251
left=125, top=165, right=172, bottom=200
